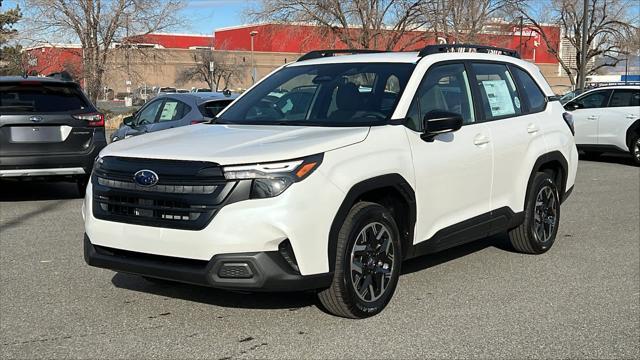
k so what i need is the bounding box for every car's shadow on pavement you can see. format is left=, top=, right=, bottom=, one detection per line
left=0, top=180, right=82, bottom=202
left=579, top=152, right=637, bottom=167
left=111, top=272, right=320, bottom=310
left=401, top=233, right=513, bottom=275
left=111, top=234, right=516, bottom=311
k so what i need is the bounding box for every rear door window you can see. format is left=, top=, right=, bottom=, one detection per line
left=157, top=100, right=191, bottom=122
left=608, top=89, right=640, bottom=107
left=0, top=82, right=90, bottom=113
left=471, top=63, right=523, bottom=120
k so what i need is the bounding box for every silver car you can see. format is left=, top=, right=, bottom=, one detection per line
left=111, top=92, right=238, bottom=142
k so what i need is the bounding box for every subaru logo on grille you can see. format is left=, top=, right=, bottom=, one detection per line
left=29, top=116, right=43, bottom=123
left=133, top=169, right=159, bottom=187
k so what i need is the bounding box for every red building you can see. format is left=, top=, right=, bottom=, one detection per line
left=214, top=23, right=561, bottom=64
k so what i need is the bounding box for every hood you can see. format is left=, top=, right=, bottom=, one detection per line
left=102, top=124, right=370, bottom=165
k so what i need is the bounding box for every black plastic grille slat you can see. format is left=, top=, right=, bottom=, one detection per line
left=91, top=156, right=234, bottom=230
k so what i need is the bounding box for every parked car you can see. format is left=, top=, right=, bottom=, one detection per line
left=0, top=76, right=106, bottom=195
left=84, top=45, right=578, bottom=318
left=564, top=85, right=640, bottom=164
left=110, top=92, right=238, bottom=142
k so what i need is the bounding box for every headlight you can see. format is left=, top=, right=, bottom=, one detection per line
left=223, top=154, right=323, bottom=198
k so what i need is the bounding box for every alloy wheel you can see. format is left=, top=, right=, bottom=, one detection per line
left=349, top=222, right=395, bottom=302
left=533, top=185, right=558, bottom=243
left=634, top=138, right=640, bottom=161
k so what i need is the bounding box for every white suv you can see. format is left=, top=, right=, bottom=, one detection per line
left=83, top=45, right=578, bottom=318
left=564, top=85, right=640, bottom=165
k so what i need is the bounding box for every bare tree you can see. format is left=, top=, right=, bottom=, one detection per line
left=512, top=0, right=637, bottom=87
left=23, top=0, right=185, bottom=103
left=421, top=0, right=515, bottom=44
left=249, top=0, right=426, bottom=50
left=177, top=47, right=245, bottom=91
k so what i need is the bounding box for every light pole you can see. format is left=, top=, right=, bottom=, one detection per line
left=250, top=30, right=258, bottom=84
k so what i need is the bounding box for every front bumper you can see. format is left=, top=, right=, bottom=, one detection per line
left=84, top=234, right=332, bottom=291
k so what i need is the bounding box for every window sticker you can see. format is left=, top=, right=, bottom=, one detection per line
left=514, top=96, right=521, bottom=109
left=481, top=80, right=516, bottom=117
left=159, top=101, right=178, bottom=121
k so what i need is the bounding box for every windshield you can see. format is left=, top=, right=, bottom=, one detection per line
left=217, top=63, right=415, bottom=126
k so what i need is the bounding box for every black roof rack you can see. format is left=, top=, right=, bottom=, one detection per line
left=418, top=44, right=520, bottom=59
left=298, top=49, right=389, bottom=61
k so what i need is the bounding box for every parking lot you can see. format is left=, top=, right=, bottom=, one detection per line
left=0, top=156, right=638, bottom=359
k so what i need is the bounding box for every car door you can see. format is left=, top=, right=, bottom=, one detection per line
left=470, top=62, right=548, bottom=213
left=568, top=89, right=612, bottom=145
left=598, top=88, right=640, bottom=150
left=405, top=62, right=493, bottom=244
left=145, top=98, right=191, bottom=133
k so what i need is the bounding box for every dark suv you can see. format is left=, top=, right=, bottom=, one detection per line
left=0, top=76, right=107, bottom=194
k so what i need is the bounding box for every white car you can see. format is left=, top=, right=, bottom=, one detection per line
left=564, top=86, right=640, bottom=165
left=83, top=45, right=578, bottom=318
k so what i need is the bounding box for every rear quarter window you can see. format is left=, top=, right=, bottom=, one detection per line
left=0, top=82, right=91, bottom=113
left=511, top=66, right=547, bottom=113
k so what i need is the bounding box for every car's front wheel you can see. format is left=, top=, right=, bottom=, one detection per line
left=508, top=172, right=560, bottom=254
left=317, top=202, right=401, bottom=318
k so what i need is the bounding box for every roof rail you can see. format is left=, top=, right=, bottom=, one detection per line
left=298, top=49, right=388, bottom=61
left=419, top=44, right=520, bottom=59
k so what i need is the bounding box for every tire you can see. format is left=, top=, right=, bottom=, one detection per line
left=629, top=134, right=640, bottom=166
left=317, top=201, right=402, bottom=318
left=509, top=172, right=561, bottom=254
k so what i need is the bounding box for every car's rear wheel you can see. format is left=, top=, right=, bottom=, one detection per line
left=629, top=134, right=640, bottom=166
left=508, top=172, right=560, bottom=254
left=317, top=202, right=401, bottom=318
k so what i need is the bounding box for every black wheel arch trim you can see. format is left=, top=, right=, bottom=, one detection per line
left=327, top=174, right=416, bottom=269
left=626, top=120, right=640, bottom=149
left=525, top=151, right=569, bottom=209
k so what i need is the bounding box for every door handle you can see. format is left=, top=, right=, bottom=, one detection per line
left=527, top=124, right=539, bottom=134
left=473, top=134, right=490, bottom=146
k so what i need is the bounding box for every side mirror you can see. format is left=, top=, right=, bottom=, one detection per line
left=564, top=101, right=581, bottom=111
left=421, top=110, right=463, bottom=141
left=122, top=115, right=135, bottom=127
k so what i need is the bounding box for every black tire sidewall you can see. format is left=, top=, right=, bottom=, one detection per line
left=630, top=135, right=640, bottom=165
left=524, top=174, right=560, bottom=253
left=339, top=204, right=402, bottom=317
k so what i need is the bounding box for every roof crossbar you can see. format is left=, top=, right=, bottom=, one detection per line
left=298, top=49, right=389, bottom=61
left=418, top=44, right=520, bottom=59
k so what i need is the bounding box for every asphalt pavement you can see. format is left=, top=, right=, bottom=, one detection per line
left=1, top=155, right=638, bottom=359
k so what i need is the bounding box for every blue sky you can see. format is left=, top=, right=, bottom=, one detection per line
left=1, top=0, right=254, bottom=35
left=180, top=0, right=257, bottom=34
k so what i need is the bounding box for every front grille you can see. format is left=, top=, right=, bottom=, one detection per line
left=92, top=156, right=244, bottom=230
left=97, top=177, right=217, bottom=194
